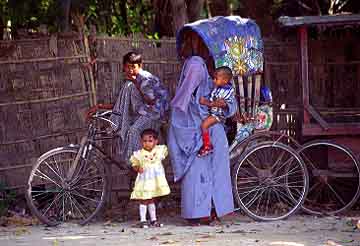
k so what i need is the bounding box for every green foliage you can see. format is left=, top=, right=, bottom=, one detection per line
left=7, top=0, right=57, bottom=29
left=0, top=0, right=8, bottom=22
left=79, top=0, right=154, bottom=36
left=2, top=0, right=360, bottom=38
left=2, top=0, right=155, bottom=37
left=271, top=0, right=360, bottom=16
left=0, top=182, right=16, bottom=216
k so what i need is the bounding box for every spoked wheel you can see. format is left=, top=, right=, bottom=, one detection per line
left=25, top=146, right=109, bottom=226
left=298, top=140, right=360, bottom=215
left=232, top=141, right=309, bottom=221
left=230, top=131, right=301, bottom=162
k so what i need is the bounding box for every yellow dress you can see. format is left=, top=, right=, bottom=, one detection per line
left=130, top=145, right=170, bottom=200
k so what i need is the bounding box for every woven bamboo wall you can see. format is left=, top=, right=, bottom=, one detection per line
left=0, top=34, right=92, bottom=190
left=1, top=32, right=359, bottom=196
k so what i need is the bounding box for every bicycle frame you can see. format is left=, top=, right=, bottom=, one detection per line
left=67, top=111, right=131, bottom=183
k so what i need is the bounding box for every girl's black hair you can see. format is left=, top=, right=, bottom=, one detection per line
left=140, top=128, right=158, bottom=139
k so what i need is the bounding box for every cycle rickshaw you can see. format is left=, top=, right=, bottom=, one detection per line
left=25, top=16, right=360, bottom=226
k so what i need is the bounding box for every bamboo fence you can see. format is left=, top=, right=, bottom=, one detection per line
left=1, top=31, right=360, bottom=199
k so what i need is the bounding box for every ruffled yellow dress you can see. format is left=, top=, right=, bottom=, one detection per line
left=130, top=145, right=170, bottom=200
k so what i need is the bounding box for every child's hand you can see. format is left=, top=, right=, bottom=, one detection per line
left=134, top=166, right=144, bottom=173
left=212, top=99, right=227, bottom=108
left=125, top=74, right=137, bottom=82
left=143, top=95, right=156, bottom=105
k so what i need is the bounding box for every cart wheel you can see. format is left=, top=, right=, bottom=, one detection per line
left=230, top=131, right=300, bottom=160
left=25, top=146, right=109, bottom=226
left=298, top=140, right=360, bottom=215
left=232, top=141, right=308, bottom=221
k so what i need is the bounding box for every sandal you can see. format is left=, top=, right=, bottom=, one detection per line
left=197, top=145, right=214, bottom=157
left=139, top=221, right=149, bottom=228
left=208, top=218, right=222, bottom=226
left=150, top=220, right=163, bottom=227
left=186, top=219, right=201, bottom=226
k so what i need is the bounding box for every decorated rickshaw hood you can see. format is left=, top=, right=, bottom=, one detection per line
left=176, top=16, right=264, bottom=76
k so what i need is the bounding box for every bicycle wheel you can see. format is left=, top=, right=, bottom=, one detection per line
left=232, top=141, right=309, bottom=221
left=26, top=146, right=109, bottom=226
left=230, top=131, right=301, bottom=161
left=298, top=140, right=360, bottom=215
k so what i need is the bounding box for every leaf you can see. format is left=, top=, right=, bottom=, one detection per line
left=338, top=239, right=354, bottom=243
left=14, top=227, right=29, bottom=236
left=195, top=238, right=213, bottom=242
left=160, top=240, right=178, bottom=244
left=325, top=240, right=342, bottom=246
left=200, top=234, right=215, bottom=239
left=231, top=229, right=247, bottom=234
left=157, top=232, right=173, bottom=236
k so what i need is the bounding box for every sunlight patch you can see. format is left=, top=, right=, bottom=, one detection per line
left=270, top=241, right=305, bottom=246
left=43, top=235, right=97, bottom=240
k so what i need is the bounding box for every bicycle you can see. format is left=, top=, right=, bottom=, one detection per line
left=25, top=107, right=133, bottom=226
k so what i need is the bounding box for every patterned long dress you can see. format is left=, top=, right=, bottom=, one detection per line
left=110, top=76, right=166, bottom=165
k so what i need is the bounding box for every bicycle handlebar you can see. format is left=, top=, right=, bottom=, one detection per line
left=85, top=104, right=113, bottom=120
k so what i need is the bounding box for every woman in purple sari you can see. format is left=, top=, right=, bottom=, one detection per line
left=168, top=30, right=237, bottom=224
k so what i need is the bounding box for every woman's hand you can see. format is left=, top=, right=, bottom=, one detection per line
left=212, top=99, right=227, bottom=108
left=199, top=96, right=210, bottom=106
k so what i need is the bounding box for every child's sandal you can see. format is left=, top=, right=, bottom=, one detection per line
left=150, top=220, right=163, bottom=227
left=139, top=221, right=149, bottom=228
left=197, top=145, right=214, bottom=157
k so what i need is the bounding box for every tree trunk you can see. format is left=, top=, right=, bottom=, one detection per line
left=152, top=0, right=174, bottom=36
left=153, top=0, right=203, bottom=36
left=98, top=0, right=112, bottom=35
left=186, top=0, right=205, bottom=22
left=0, top=19, right=4, bottom=40
left=170, top=0, right=188, bottom=35
left=118, top=0, right=129, bottom=34
left=207, top=0, right=229, bottom=16
left=58, top=0, right=71, bottom=32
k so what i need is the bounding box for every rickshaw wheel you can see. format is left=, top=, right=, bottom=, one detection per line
left=232, top=141, right=309, bottom=221
left=229, top=131, right=301, bottom=167
left=298, top=140, right=360, bottom=215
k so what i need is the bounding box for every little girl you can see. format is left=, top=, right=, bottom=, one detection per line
left=130, top=128, right=170, bottom=228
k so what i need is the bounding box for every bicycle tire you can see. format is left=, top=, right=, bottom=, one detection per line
left=229, top=131, right=301, bottom=161
left=232, top=141, right=309, bottom=221
left=298, top=140, right=360, bottom=215
left=25, top=146, right=109, bottom=226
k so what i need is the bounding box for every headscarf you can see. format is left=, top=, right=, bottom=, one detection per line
left=170, top=56, right=208, bottom=112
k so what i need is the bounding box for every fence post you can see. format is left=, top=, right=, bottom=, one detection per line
left=83, top=34, right=97, bottom=106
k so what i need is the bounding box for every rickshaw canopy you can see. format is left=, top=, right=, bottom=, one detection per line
left=176, top=16, right=264, bottom=76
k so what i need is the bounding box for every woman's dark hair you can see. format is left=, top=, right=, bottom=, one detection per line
left=140, top=128, right=159, bottom=139
left=123, top=51, right=142, bottom=65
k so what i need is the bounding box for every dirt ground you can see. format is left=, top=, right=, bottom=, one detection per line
left=0, top=212, right=359, bottom=246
